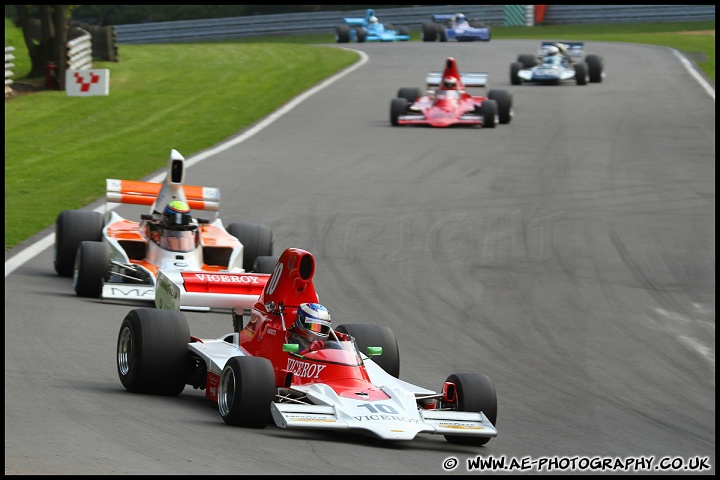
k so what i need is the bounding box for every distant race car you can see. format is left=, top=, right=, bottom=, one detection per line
left=390, top=56, right=513, bottom=128
left=510, top=41, right=604, bottom=86
left=117, top=247, right=498, bottom=444
left=336, top=8, right=410, bottom=43
left=53, top=149, right=276, bottom=311
left=422, top=13, right=491, bottom=42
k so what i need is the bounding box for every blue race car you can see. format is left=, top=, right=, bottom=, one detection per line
left=422, top=13, right=491, bottom=42
left=335, top=8, right=410, bottom=43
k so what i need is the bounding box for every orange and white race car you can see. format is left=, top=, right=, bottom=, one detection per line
left=53, top=149, right=276, bottom=311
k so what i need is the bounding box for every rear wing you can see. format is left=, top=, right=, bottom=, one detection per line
left=106, top=179, right=220, bottom=212
left=342, top=17, right=366, bottom=27
left=539, top=41, right=585, bottom=59
left=431, top=14, right=455, bottom=25
left=343, top=7, right=375, bottom=27
left=156, top=270, right=270, bottom=312
left=426, top=72, right=489, bottom=88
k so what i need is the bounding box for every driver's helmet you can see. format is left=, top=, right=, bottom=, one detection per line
left=455, top=13, right=467, bottom=24
left=546, top=45, right=560, bottom=56
left=161, top=200, right=192, bottom=229
left=155, top=200, right=197, bottom=252
left=369, top=16, right=378, bottom=24
left=442, top=76, right=457, bottom=89
left=295, top=303, right=331, bottom=340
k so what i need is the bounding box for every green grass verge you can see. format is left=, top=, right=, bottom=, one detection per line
left=4, top=19, right=715, bottom=250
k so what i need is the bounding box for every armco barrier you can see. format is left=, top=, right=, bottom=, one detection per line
left=114, top=5, right=715, bottom=45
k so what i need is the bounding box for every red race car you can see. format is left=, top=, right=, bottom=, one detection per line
left=390, top=56, right=512, bottom=128
left=118, top=247, right=498, bottom=444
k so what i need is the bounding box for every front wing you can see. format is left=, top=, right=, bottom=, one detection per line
left=397, top=112, right=483, bottom=128
left=271, top=382, right=497, bottom=441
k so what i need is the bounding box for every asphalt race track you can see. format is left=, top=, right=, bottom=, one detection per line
left=4, top=40, right=715, bottom=475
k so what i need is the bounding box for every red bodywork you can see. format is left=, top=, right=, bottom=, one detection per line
left=233, top=248, right=387, bottom=399
left=398, top=57, right=490, bottom=128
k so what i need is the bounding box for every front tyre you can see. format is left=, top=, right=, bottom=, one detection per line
left=443, top=372, right=497, bottom=446
left=218, top=356, right=275, bottom=428
left=488, top=89, right=513, bottom=125
left=480, top=99, right=497, bottom=128
left=73, top=241, right=110, bottom=298
left=575, top=62, right=588, bottom=85
left=117, top=309, right=190, bottom=396
left=585, top=54, right=603, bottom=83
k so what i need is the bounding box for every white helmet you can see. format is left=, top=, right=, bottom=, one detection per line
left=442, top=76, right=457, bottom=89
left=369, top=16, right=378, bottom=24
left=546, top=45, right=560, bottom=56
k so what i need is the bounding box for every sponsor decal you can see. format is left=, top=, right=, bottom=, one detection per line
left=191, top=273, right=261, bottom=284
left=286, top=358, right=327, bottom=379
left=354, top=414, right=422, bottom=424
left=108, top=286, right=154, bottom=297
left=287, top=414, right=336, bottom=423
left=439, top=422, right=484, bottom=430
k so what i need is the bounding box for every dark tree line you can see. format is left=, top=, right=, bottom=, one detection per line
left=12, top=5, right=68, bottom=88
left=6, top=5, right=442, bottom=89
left=6, top=5, right=428, bottom=26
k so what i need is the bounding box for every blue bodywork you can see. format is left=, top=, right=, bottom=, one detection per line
left=336, top=8, right=410, bottom=43
left=431, top=14, right=491, bottom=42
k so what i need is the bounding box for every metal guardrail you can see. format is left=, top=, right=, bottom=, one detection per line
left=114, top=5, right=715, bottom=45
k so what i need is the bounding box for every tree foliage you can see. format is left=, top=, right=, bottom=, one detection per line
left=11, top=5, right=68, bottom=87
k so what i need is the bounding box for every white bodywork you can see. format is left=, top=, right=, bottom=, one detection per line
left=188, top=331, right=498, bottom=442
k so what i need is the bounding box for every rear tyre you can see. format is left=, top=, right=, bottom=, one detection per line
left=398, top=26, right=410, bottom=38
left=421, top=22, right=437, bottom=42
left=480, top=99, right=497, bottom=128
left=218, top=356, right=276, bottom=428
left=397, top=87, right=422, bottom=103
left=117, top=308, right=190, bottom=396
left=227, top=222, right=273, bottom=272
left=54, top=210, right=104, bottom=277
left=488, top=89, right=513, bottom=124
left=585, top=54, right=603, bottom=83
left=254, top=255, right=280, bottom=274
left=390, top=98, right=409, bottom=126
left=335, top=323, right=400, bottom=378
left=356, top=28, right=367, bottom=43
left=518, top=54, right=537, bottom=69
left=73, top=241, right=110, bottom=298
left=443, top=372, right=497, bottom=446
left=335, top=25, right=350, bottom=43
left=575, top=62, right=588, bottom=85
left=438, top=27, right=447, bottom=42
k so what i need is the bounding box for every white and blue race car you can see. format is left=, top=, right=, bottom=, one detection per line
left=510, top=41, right=605, bottom=86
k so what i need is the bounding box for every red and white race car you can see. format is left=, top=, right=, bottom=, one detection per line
left=117, top=247, right=498, bottom=444
left=54, top=149, right=276, bottom=311
left=390, top=56, right=513, bottom=128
